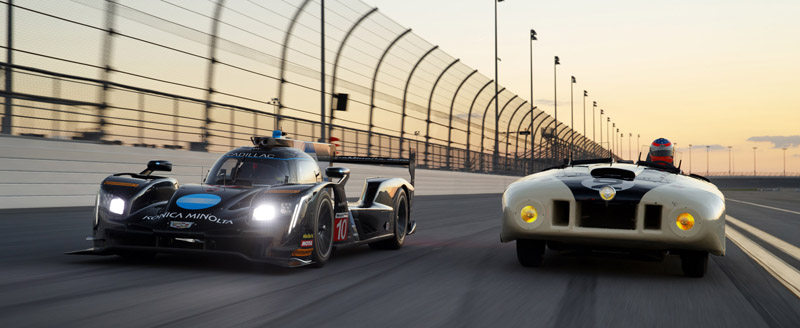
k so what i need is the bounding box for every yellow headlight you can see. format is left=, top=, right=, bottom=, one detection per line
left=521, top=205, right=538, bottom=223
left=676, top=212, right=695, bottom=231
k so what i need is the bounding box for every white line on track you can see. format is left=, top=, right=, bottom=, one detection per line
left=727, top=215, right=800, bottom=262
left=726, top=226, right=800, bottom=299
left=727, top=198, right=800, bottom=216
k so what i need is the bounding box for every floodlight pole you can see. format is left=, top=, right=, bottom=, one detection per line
left=553, top=56, right=560, bottom=161
left=529, top=28, right=536, bottom=173
left=319, top=0, right=326, bottom=143
left=728, top=146, right=732, bottom=175
left=783, top=147, right=787, bottom=176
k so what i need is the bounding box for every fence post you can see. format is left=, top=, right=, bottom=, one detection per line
left=198, top=0, right=226, bottom=151
left=478, top=88, right=506, bottom=170
left=276, top=0, right=312, bottom=128
left=94, top=0, right=118, bottom=140
left=400, top=45, right=438, bottom=158
left=173, top=98, right=179, bottom=147
left=480, top=92, right=513, bottom=170
left=424, top=58, right=459, bottom=167
left=2, top=0, right=14, bottom=135
left=503, top=100, right=527, bottom=163
left=446, top=69, right=478, bottom=169
left=368, top=28, right=411, bottom=156
left=465, top=80, right=494, bottom=170
left=328, top=7, right=378, bottom=139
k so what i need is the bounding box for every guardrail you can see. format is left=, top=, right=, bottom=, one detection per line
left=0, top=135, right=522, bottom=209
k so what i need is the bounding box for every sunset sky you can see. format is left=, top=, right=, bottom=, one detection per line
left=366, top=0, right=800, bottom=173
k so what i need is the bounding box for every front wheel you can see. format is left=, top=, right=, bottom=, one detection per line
left=516, top=239, right=545, bottom=267
left=369, top=189, right=409, bottom=250
left=680, top=251, right=708, bottom=278
left=311, top=193, right=334, bottom=268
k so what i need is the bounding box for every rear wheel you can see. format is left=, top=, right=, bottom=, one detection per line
left=311, top=193, right=334, bottom=268
left=369, top=189, right=408, bottom=250
left=517, top=239, right=545, bottom=267
left=680, top=251, right=708, bottom=278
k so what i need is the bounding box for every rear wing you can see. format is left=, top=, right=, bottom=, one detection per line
left=330, top=150, right=416, bottom=186
left=284, top=135, right=415, bottom=185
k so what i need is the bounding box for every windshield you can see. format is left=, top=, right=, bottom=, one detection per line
left=205, top=147, right=322, bottom=186
left=206, top=156, right=294, bottom=186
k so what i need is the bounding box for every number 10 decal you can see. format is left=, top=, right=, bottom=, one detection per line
left=334, top=216, right=347, bottom=242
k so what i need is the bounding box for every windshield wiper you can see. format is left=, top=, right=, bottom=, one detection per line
left=636, top=160, right=681, bottom=174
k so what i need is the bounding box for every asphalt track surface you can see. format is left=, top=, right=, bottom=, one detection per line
left=1, top=191, right=800, bottom=327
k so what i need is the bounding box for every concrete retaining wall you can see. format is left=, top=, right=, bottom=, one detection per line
left=0, top=136, right=521, bottom=209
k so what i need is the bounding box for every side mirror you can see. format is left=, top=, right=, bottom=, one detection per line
left=147, top=160, right=172, bottom=172
left=325, top=166, right=350, bottom=179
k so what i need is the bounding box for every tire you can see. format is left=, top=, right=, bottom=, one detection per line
left=369, top=189, right=409, bottom=250
left=311, top=193, right=334, bottom=268
left=516, top=239, right=545, bottom=267
left=680, top=251, right=708, bottom=278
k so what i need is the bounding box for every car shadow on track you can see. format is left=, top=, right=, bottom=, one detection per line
left=65, top=244, right=405, bottom=276
left=66, top=254, right=299, bottom=276
left=513, top=249, right=690, bottom=279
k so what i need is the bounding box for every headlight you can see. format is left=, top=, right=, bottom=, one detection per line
left=521, top=205, right=538, bottom=223
left=253, top=204, right=275, bottom=221
left=676, top=212, right=695, bottom=231
left=109, top=197, right=125, bottom=215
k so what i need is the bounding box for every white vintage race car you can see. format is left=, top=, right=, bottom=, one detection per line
left=500, top=158, right=725, bottom=277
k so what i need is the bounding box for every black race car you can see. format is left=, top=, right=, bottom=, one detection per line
left=69, top=133, right=417, bottom=267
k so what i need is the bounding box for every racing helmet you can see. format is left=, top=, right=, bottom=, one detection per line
left=648, top=138, right=674, bottom=164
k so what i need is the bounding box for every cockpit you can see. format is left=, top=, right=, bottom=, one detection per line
left=205, top=147, right=321, bottom=186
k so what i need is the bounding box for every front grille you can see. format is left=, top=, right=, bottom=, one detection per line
left=577, top=201, right=636, bottom=230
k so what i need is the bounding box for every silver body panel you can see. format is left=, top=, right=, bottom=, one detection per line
left=500, top=163, right=726, bottom=256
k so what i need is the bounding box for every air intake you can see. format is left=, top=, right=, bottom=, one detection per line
left=590, top=167, right=636, bottom=181
left=644, top=205, right=662, bottom=230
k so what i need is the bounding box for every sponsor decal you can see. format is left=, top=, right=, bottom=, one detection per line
left=226, top=152, right=276, bottom=159
left=300, top=240, right=313, bottom=248
left=291, top=248, right=313, bottom=257
left=104, top=181, right=139, bottom=187
left=265, top=189, right=301, bottom=194
left=169, top=221, right=194, bottom=229
left=334, top=217, right=348, bottom=241
left=302, top=233, right=314, bottom=239
left=335, top=212, right=348, bottom=219
left=176, top=194, right=222, bottom=210
left=143, top=212, right=233, bottom=225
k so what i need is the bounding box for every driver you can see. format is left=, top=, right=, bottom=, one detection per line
left=647, top=138, right=674, bottom=165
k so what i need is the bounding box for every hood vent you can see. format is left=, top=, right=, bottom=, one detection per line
left=590, top=167, right=636, bottom=181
